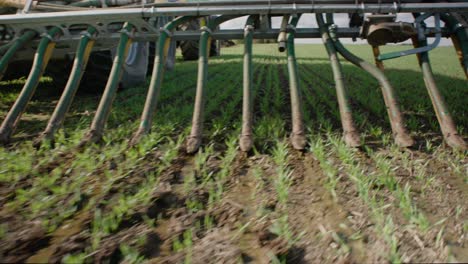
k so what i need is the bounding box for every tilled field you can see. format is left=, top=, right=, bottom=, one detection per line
left=0, top=44, right=467, bottom=263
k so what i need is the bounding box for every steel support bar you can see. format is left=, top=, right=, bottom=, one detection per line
left=131, top=16, right=195, bottom=145
left=327, top=23, right=414, bottom=147
left=81, top=23, right=133, bottom=145
left=36, top=27, right=96, bottom=145
left=286, top=15, right=306, bottom=150
left=317, top=14, right=360, bottom=147
left=239, top=16, right=255, bottom=152
left=412, top=37, right=466, bottom=150
left=0, top=27, right=60, bottom=144
left=1, top=27, right=448, bottom=50
left=0, top=30, right=36, bottom=81
left=1, top=3, right=468, bottom=26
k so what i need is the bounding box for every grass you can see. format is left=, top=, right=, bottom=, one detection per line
left=0, top=43, right=467, bottom=263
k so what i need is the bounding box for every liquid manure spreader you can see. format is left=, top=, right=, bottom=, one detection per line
left=0, top=0, right=467, bottom=152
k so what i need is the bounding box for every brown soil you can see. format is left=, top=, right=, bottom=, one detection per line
left=1, top=48, right=467, bottom=264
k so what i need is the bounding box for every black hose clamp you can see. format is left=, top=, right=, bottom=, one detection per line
left=80, top=30, right=97, bottom=40
left=244, top=25, right=254, bottom=33
left=40, top=30, right=60, bottom=42
left=120, top=27, right=135, bottom=39
left=159, top=27, right=173, bottom=37
left=200, top=26, right=213, bottom=35
left=287, top=24, right=296, bottom=33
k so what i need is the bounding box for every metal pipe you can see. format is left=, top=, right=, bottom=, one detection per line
left=36, top=27, right=96, bottom=145
left=1, top=3, right=468, bottom=25
left=0, top=27, right=60, bottom=144
left=131, top=16, right=195, bottom=145
left=317, top=14, right=360, bottom=147
left=0, top=30, right=36, bottom=81
left=286, top=14, right=306, bottom=150
left=412, top=36, right=466, bottom=150
left=80, top=23, right=133, bottom=145
left=128, top=0, right=468, bottom=8
left=239, top=15, right=255, bottom=152
left=277, top=15, right=289, bottom=52
left=1, top=26, right=446, bottom=44
left=327, top=17, right=414, bottom=147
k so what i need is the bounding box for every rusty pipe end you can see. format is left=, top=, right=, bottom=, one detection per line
left=129, top=129, right=146, bottom=147
left=79, top=129, right=102, bottom=148
left=394, top=132, right=414, bottom=148
left=0, top=130, right=11, bottom=145
left=33, top=131, right=54, bottom=149
left=290, top=132, right=306, bottom=150
left=186, top=136, right=202, bottom=154
left=343, top=131, right=361, bottom=147
left=239, top=134, right=253, bottom=152
left=444, top=134, right=467, bottom=151
left=278, top=41, right=286, bottom=52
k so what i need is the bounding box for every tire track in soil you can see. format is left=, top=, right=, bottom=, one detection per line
left=343, top=149, right=461, bottom=262
left=0, top=59, right=238, bottom=209
left=314, top=148, right=405, bottom=263
left=380, top=149, right=468, bottom=261
left=16, top=145, right=185, bottom=263
left=286, top=151, right=369, bottom=263
left=144, top=150, right=257, bottom=262
left=212, top=150, right=369, bottom=263
left=219, top=154, right=275, bottom=263
left=20, top=148, right=173, bottom=263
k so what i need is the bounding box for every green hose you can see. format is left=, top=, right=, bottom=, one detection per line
left=82, top=23, right=133, bottom=144
left=286, top=14, right=307, bottom=150
left=317, top=14, right=360, bottom=147
left=132, top=16, right=196, bottom=144
left=0, top=30, right=36, bottom=81
left=0, top=27, right=60, bottom=144
left=186, top=19, right=212, bottom=153
left=239, top=15, right=255, bottom=152
left=326, top=14, right=413, bottom=147
left=38, top=27, right=97, bottom=144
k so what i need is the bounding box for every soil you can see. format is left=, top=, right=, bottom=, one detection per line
left=0, top=46, right=467, bottom=263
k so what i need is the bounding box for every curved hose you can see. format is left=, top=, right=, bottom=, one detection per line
left=412, top=35, right=466, bottom=150
left=186, top=15, right=244, bottom=153
left=131, top=16, right=196, bottom=145
left=326, top=14, right=413, bottom=147
left=81, top=23, right=134, bottom=145
left=317, top=14, right=360, bottom=147
left=37, top=27, right=97, bottom=144
left=0, top=27, right=60, bottom=144
left=0, top=30, right=36, bottom=81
